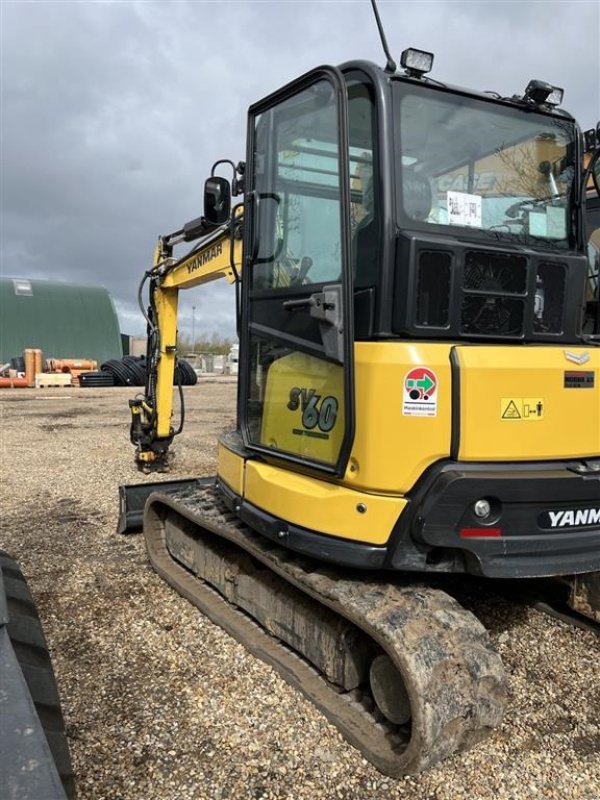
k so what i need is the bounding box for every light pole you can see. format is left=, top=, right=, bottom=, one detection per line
left=192, top=306, right=196, bottom=354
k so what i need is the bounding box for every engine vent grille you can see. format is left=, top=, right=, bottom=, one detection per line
left=461, top=251, right=528, bottom=337
left=394, top=233, right=581, bottom=343
left=463, top=251, right=527, bottom=294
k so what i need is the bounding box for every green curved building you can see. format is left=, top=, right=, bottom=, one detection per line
left=0, top=278, right=123, bottom=364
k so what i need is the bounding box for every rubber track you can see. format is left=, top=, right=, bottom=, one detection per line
left=0, top=551, right=75, bottom=798
left=144, top=485, right=507, bottom=776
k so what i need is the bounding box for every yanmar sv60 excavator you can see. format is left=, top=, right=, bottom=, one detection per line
left=119, top=43, right=600, bottom=775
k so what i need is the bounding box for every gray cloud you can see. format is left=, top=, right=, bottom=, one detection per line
left=2, top=0, right=599, bottom=340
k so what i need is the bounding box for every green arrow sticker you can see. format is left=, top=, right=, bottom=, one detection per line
left=407, top=373, right=435, bottom=394
left=403, top=367, right=439, bottom=418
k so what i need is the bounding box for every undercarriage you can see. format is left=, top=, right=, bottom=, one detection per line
left=128, top=480, right=508, bottom=775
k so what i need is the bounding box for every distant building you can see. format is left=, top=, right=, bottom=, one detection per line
left=226, top=343, right=239, bottom=375
left=0, top=277, right=123, bottom=364
left=121, top=334, right=147, bottom=357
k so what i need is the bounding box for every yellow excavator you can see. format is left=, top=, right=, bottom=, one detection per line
left=119, top=41, right=600, bottom=775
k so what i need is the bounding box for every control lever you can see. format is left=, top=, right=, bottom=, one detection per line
left=283, top=295, right=334, bottom=312
left=282, top=285, right=343, bottom=363
left=298, top=256, right=313, bottom=283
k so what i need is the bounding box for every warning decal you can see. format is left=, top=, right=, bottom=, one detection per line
left=500, top=398, right=544, bottom=421
left=403, top=367, right=438, bottom=417
left=502, top=400, right=521, bottom=419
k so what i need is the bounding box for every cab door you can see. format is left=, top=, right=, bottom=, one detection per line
left=240, top=67, right=354, bottom=475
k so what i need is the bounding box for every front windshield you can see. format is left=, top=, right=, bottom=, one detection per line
left=395, top=84, right=577, bottom=248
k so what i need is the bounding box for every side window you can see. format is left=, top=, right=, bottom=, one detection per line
left=251, top=77, right=379, bottom=293
left=252, top=81, right=343, bottom=290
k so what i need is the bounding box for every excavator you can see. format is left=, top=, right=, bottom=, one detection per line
left=119, top=42, right=600, bottom=776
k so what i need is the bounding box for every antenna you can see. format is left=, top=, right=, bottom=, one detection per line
left=370, top=0, right=397, bottom=73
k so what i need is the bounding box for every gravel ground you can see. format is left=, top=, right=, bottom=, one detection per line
left=0, top=381, right=598, bottom=799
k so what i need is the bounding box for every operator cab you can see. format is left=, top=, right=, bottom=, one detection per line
left=240, top=58, right=590, bottom=471
left=203, top=55, right=594, bottom=476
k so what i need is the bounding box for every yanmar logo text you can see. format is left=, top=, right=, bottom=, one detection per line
left=545, top=508, right=600, bottom=528
left=187, top=242, right=223, bottom=274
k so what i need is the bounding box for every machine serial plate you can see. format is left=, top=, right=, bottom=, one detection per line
left=564, top=371, right=595, bottom=389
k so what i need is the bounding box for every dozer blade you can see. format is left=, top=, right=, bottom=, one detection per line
left=117, top=478, right=208, bottom=534
left=141, top=482, right=507, bottom=776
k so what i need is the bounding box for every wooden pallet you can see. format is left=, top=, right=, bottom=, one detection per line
left=34, top=373, right=72, bottom=388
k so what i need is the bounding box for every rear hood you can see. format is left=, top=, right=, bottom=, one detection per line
left=453, top=346, right=600, bottom=461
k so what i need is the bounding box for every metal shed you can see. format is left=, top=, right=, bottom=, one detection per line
left=0, top=278, right=123, bottom=364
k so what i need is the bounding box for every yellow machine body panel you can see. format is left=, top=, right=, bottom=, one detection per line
left=259, top=341, right=454, bottom=495
left=222, top=340, right=455, bottom=545
left=243, top=461, right=406, bottom=545
left=219, top=340, right=599, bottom=549
left=455, top=346, right=600, bottom=461
left=260, top=351, right=344, bottom=466
left=344, top=342, right=454, bottom=495
left=217, top=438, right=245, bottom=496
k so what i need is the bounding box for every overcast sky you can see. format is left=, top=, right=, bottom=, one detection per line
left=2, top=0, right=599, bottom=340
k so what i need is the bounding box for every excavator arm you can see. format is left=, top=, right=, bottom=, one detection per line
left=130, top=184, right=244, bottom=469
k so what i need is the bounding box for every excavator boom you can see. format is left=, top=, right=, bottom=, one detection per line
left=129, top=205, right=242, bottom=467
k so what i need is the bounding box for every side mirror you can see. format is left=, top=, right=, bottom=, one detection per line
left=204, top=176, right=231, bottom=225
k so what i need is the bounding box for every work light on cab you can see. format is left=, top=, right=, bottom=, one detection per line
left=400, top=47, right=434, bottom=77
left=524, top=79, right=564, bottom=107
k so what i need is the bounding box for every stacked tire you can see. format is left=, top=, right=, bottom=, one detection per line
left=174, top=359, right=197, bottom=386
left=99, top=356, right=145, bottom=386
left=79, top=372, right=115, bottom=388
left=79, top=356, right=197, bottom=388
